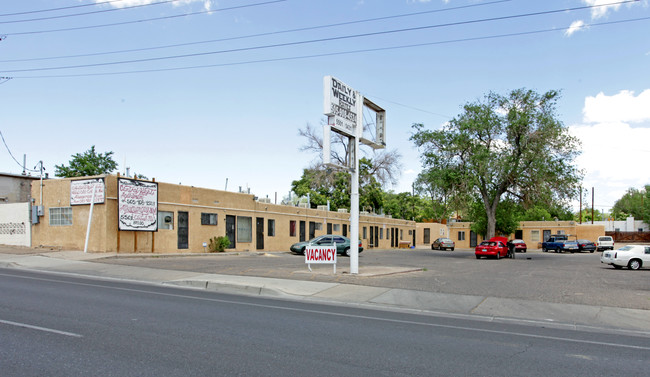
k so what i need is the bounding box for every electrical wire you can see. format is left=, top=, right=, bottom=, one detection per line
left=0, top=0, right=512, bottom=63
left=11, top=15, right=649, bottom=79
left=3, top=0, right=287, bottom=36
left=0, top=0, right=179, bottom=23
left=0, top=130, right=39, bottom=172
left=1, top=1, right=643, bottom=74
left=0, top=0, right=143, bottom=17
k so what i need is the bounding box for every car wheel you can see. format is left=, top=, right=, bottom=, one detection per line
left=523, top=249, right=527, bottom=253
left=590, top=250, right=595, bottom=253
left=475, top=255, right=480, bottom=259
left=542, top=247, right=547, bottom=253
left=431, top=245, right=435, bottom=250
left=495, top=252, right=500, bottom=260
left=450, top=247, right=454, bottom=251
left=344, top=247, right=351, bottom=257
left=613, top=264, right=623, bottom=269
left=628, top=259, right=642, bottom=270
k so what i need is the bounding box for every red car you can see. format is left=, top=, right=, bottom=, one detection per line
left=507, top=239, right=527, bottom=253
left=475, top=236, right=510, bottom=259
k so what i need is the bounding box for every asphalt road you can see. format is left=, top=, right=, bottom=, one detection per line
left=1, top=268, right=649, bottom=377
left=96, top=248, right=650, bottom=310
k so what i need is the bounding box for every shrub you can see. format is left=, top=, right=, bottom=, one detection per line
left=208, top=236, right=230, bottom=252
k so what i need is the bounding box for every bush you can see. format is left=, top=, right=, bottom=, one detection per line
left=208, top=236, right=230, bottom=252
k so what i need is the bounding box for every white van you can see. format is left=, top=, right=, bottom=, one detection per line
left=596, top=236, right=614, bottom=251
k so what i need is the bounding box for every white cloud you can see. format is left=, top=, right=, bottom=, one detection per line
left=565, top=20, right=586, bottom=36
left=98, top=0, right=210, bottom=8
left=570, top=89, right=650, bottom=208
left=582, top=0, right=623, bottom=19
left=583, top=89, right=650, bottom=124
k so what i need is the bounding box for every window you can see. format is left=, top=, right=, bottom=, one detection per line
left=315, top=222, right=322, bottom=231
left=333, top=224, right=341, bottom=232
left=400, top=230, right=403, bottom=240
left=237, top=216, right=252, bottom=243
left=201, top=213, right=218, bottom=225
left=380, top=228, right=384, bottom=239
left=158, top=211, right=174, bottom=230
left=290, top=220, right=296, bottom=237
left=531, top=230, right=540, bottom=242
left=268, top=219, right=275, bottom=237
left=49, top=207, right=72, bottom=226
left=363, top=227, right=367, bottom=239
left=458, top=231, right=466, bottom=241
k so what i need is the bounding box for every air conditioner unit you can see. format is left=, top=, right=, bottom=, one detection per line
left=298, top=203, right=309, bottom=208
left=337, top=208, right=348, bottom=213
left=317, top=205, right=328, bottom=211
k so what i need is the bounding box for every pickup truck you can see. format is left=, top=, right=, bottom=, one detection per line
left=542, top=235, right=579, bottom=253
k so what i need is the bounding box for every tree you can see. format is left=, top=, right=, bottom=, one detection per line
left=411, top=89, right=583, bottom=238
left=612, top=186, right=649, bottom=220
left=55, top=146, right=118, bottom=178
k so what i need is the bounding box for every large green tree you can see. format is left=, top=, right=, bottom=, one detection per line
left=55, top=146, right=118, bottom=178
left=411, top=89, right=583, bottom=238
left=611, top=186, right=649, bottom=220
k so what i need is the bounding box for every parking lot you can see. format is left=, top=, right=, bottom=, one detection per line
left=97, top=246, right=650, bottom=311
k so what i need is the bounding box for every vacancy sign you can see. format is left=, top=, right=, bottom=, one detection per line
left=305, top=245, right=337, bottom=273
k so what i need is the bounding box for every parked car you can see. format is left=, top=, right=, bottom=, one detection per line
left=431, top=237, right=455, bottom=251
left=507, top=239, right=527, bottom=253
left=601, top=245, right=650, bottom=270
left=542, top=235, right=579, bottom=253
left=290, top=235, right=362, bottom=257
left=475, top=236, right=510, bottom=259
left=576, top=239, right=596, bottom=253
left=596, top=236, right=614, bottom=251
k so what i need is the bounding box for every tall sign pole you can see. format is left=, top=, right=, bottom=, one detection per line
left=323, top=76, right=385, bottom=275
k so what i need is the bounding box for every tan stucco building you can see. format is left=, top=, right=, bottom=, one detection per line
left=31, top=175, right=416, bottom=253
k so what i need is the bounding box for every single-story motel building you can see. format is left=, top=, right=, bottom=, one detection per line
left=24, top=174, right=605, bottom=253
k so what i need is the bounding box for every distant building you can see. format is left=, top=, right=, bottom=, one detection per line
left=0, top=172, right=40, bottom=203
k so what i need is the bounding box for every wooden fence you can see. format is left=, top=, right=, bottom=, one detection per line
left=605, top=231, right=650, bottom=242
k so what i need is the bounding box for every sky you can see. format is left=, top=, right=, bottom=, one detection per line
left=1, top=0, right=649, bottom=214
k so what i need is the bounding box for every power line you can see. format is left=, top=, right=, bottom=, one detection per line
left=1, top=1, right=642, bottom=74
left=0, top=130, right=39, bottom=173
left=0, top=0, right=178, bottom=23
left=11, top=16, right=649, bottom=79
left=0, top=0, right=138, bottom=17
left=0, top=0, right=512, bottom=63
left=3, top=0, right=287, bottom=36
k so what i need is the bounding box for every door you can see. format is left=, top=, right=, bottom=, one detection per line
left=327, top=222, right=332, bottom=234
left=177, top=211, right=188, bottom=249
left=423, top=228, right=431, bottom=245
left=369, top=227, right=374, bottom=247
left=374, top=226, right=379, bottom=248
left=543, top=230, right=552, bottom=242
left=515, top=230, right=523, bottom=239
left=470, top=230, right=478, bottom=247
left=309, top=221, right=316, bottom=240
left=226, top=215, right=236, bottom=249
left=299, top=221, right=306, bottom=242
left=256, top=217, right=264, bottom=250
left=343, top=224, right=348, bottom=237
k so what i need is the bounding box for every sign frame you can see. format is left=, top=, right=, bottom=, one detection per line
left=305, top=244, right=337, bottom=273
left=117, top=178, right=158, bottom=232
left=70, top=178, right=105, bottom=205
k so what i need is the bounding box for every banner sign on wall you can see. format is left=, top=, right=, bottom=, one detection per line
left=118, top=178, right=158, bottom=231
left=70, top=178, right=105, bottom=205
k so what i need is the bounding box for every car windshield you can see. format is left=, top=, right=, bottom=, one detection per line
left=618, top=246, right=634, bottom=251
left=480, top=242, right=495, bottom=246
left=511, top=240, right=524, bottom=244
left=600, top=237, right=612, bottom=241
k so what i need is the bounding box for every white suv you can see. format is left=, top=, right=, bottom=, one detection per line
left=596, top=236, right=614, bottom=251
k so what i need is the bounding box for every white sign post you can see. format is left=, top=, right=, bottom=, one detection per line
left=305, top=244, right=337, bottom=273
left=323, top=76, right=386, bottom=275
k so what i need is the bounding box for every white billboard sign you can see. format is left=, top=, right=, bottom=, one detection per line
left=323, top=76, right=358, bottom=137
left=70, top=178, right=105, bottom=205
left=118, top=178, right=158, bottom=231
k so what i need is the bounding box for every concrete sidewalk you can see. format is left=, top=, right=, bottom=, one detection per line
left=1, top=250, right=650, bottom=336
